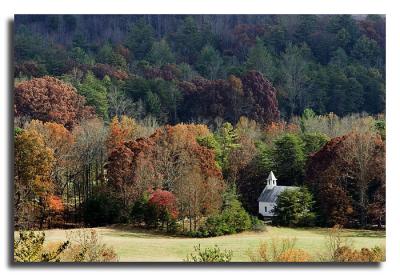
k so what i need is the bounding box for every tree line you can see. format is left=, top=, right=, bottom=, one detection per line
left=13, top=15, right=385, bottom=234
left=15, top=15, right=385, bottom=120
left=14, top=76, right=385, bottom=232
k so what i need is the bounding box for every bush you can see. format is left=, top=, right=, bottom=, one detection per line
left=14, top=231, right=69, bottom=262
left=272, top=187, right=316, bottom=227
left=184, top=244, right=233, bottom=262
left=247, top=238, right=299, bottom=262
left=83, top=193, right=122, bottom=226
left=62, top=229, right=118, bottom=262
left=333, top=246, right=385, bottom=262
left=197, top=196, right=252, bottom=237
left=321, top=225, right=353, bottom=261
left=130, top=195, right=149, bottom=224
left=277, top=248, right=311, bottom=262
left=321, top=225, right=385, bottom=262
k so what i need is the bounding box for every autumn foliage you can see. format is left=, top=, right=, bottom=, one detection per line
left=148, top=189, right=178, bottom=220
left=306, top=132, right=385, bottom=227
left=13, top=16, right=386, bottom=245
left=107, top=124, right=226, bottom=229
left=14, top=128, right=55, bottom=228
left=48, top=195, right=64, bottom=213
left=333, top=246, right=385, bottom=262
left=179, top=71, right=279, bottom=125
left=15, top=77, right=95, bottom=129
left=277, top=249, right=311, bottom=262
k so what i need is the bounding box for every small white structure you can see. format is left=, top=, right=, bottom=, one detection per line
left=257, top=171, right=298, bottom=217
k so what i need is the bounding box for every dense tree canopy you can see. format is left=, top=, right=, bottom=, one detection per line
left=14, top=15, right=385, bottom=120
left=13, top=15, right=385, bottom=233
left=107, top=124, right=226, bottom=229
left=179, top=71, right=279, bottom=125
left=15, top=77, right=95, bottom=129
left=306, top=131, right=385, bottom=227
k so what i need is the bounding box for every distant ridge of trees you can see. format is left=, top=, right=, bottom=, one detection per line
left=15, top=15, right=385, bottom=120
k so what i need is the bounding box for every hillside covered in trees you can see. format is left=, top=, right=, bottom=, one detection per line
left=13, top=15, right=385, bottom=235
left=15, top=15, right=385, bottom=119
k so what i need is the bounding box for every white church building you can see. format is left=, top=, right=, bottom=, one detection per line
left=257, top=171, right=298, bottom=217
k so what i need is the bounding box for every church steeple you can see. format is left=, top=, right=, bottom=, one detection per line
left=266, top=171, right=277, bottom=189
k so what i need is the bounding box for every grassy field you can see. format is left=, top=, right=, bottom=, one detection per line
left=35, top=225, right=386, bottom=262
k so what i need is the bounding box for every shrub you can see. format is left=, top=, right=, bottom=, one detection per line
left=333, top=246, right=385, bottom=262
left=131, top=195, right=157, bottom=227
left=321, top=225, right=353, bottom=261
left=247, top=238, right=298, bottom=262
left=277, top=248, right=311, bottom=262
left=130, top=195, right=149, bottom=224
left=14, top=231, right=69, bottom=262
left=197, top=196, right=252, bottom=237
left=273, top=187, right=316, bottom=227
left=320, top=225, right=385, bottom=262
left=62, top=229, right=118, bottom=262
left=184, top=244, right=233, bottom=262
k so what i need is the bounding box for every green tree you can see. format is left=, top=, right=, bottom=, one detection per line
left=272, top=133, right=305, bottom=186
left=197, top=123, right=239, bottom=173
left=14, top=26, right=46, bottom=61
left=246, top=37, right=275, bottom=80
left=273, top=187, right=315, bottom=227
left=256, top=141, right=275, bottom=173
left=294, top=15, right=318, bottom=44
left=177, top=62, right=198, bottom=81
left=173, top=16, right=202, bottom=63
left=215, top=122, right=240, bottom=173
left=124, top=77, right=150, bottom=101
left=78, top=71, right=109, bottom=119
left=147, top=39, right=175, bottom=67
left=352, top=35, right=380, bottom=67
left=327, top=15, right=360, bottom=44
left=302, top=132, right=329, bottom=157
left=70, top=47, right=93, bottom=65
left=325, top=66, right=344, bottom=116
left=145, top=89, right=161, bottom=116
left=97, top=43, right=127, bottom=69
left=196, top=44, right=223, bottom=80
left=330, top=48, right=349, bottom=67
left=125, top=18, right=155, bottom=60
left=300, top=108, right=316, bottom=132
left=198, top=188, right=252, bottom=237
left=153, top=79, right=182, bottom=123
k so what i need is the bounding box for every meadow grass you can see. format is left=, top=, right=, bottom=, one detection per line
left=34, top=225, right=385, bottom=262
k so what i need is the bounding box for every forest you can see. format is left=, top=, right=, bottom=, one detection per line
left=13, top=14, right=385, bottom=249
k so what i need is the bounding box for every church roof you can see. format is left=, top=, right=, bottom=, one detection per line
left=267, top=171, right=277, bottom=181
left=257, top=185, right=298, bottom=203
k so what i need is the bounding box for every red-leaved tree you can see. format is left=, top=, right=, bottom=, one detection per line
left=148, top=189, right=178, bottom=225
left=15, top=76, right=95, bottom=129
